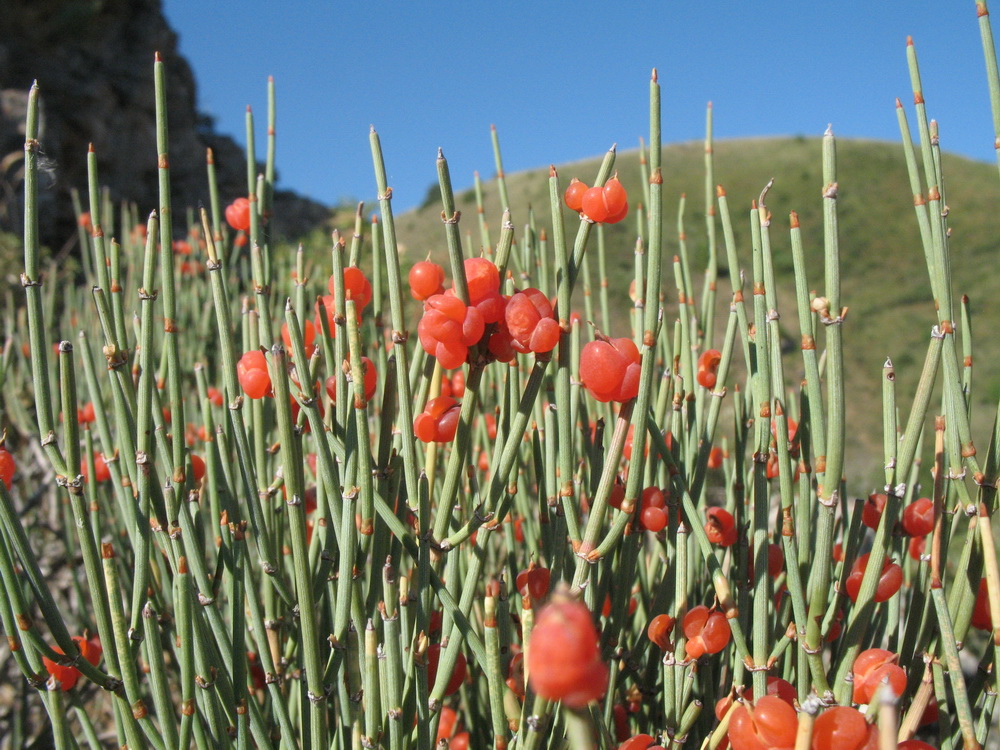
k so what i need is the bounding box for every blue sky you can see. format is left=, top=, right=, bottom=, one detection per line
left=163, top=2, right=997, bottom=212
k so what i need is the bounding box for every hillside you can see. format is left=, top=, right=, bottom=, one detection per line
left=394, top=136, right=1000, bottom=488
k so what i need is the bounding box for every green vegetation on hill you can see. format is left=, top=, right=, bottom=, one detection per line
left=394, top=136, right=1000, bottom=487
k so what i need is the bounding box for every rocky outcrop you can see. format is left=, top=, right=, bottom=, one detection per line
left=0, top=0, right=328, bottom=249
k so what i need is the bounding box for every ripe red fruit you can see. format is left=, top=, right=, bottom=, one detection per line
left=972, top=578, right=993, bottom=630
left=0, top=447, right=16, bottom=490
left=528, top=598, right=608, bottom=707
left=697, top=349, right=722, bottom=389
left=852, top=648, right=905, bottom=704
left=683, top=605, right=731, bottom=659
left=705, top=507, right=738, bottom=547
left=462, top=257, right=504, bottom=320
left=329, top=267, right=373, bottom=311
left=811, top=706, right=877, bottom=750
left=861, top=493, right=888, bottom=530
left=908, top=535, right=927, bottom=561
left=646, top=614, right=675, bottom=650
left=603, top=177, right=629, bottom=224
left=581, top=185, right=610, bottom=223
left=506, top=650, right=525, bottom=697
left=408, top=260, right=446, bottom=300
left=237, top=351, right=272, bottom=399
left=81, top=453, right=111, bottom=483
left=768, top=543, right=785, bottom=578
left=426, top=643, right=467, bottom=696
left=207, top=386, right=224, bottom=407
left=708, top=446, right=724, bottom=469
left=505, top=288, right=560, bottom=354
left=281, top=320, right=316, bottom=359
left=727, top=695, right=797, bottom=750
left=417, top=294, right=484, bottom=369
left=413, top=396, right=461, bottom=443
left=845, top=553, right=903, bottom=603
left=901, top=497, right=934, bottom=536
left=579, top=338, right=641, bottom=403
left=225, top=197, right=251, bottom=232
left=564, top=178, right=588, bottom=212
left=898, top=741, right=936, bottom=750
left=247, top=651, right=266, bottom=691
left=78, top=402, right=96, bottom=425
left=450, top=732, right=470, bottom=750
left=516, top=565, right=551, bottom=601
left=437, top=706, right=459, bottom=742
left=325, top=356, right=377, bottom=403
left=619, top=735, right=659, bottom=750
left=43, top=635, right=102, bottom=691
left=190, top=454, right=206, bottom=483
left=639, top=487, right=668, bottom=532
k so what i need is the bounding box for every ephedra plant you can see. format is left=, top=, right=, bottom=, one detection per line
left=2, top=4, right=1000, bottom=750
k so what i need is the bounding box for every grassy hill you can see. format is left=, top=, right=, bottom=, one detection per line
left=393, top=136, right=1000, bottom=490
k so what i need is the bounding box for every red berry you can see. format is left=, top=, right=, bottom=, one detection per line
left=901, top=497, right=934, bottom=536
left=811, top=706, right=877, bottom=750
left=742, top=677, right=797, bottom=708
left=641, top=506, right=667, bottom=533
left=207, top=387, right=224, bottom=407
left=81, top=453, right=111, bottom=483
left=972, top=578, right=993, bottom=630
left=281, top=319, right=316, bottom=359
left=602, top=176, right=628, bottom=218
left=225, top=198, right=251, bottom=232
left=78, top=402, right=96, bottom=425
left=581, top=185, right=610, bottom=223
left=426, top=643, right=467, bottom=696
left=705, top=507, right=737, bottom=547
left=409, top=260, right=446, bottom=300
left=528, top=598, right=608, bottom=707
left=845, top=553, right=903, bottom=603
left=908, top=535, right=927, bottom=561
left=463, top=257, right=501, bottom=307
left=505, top=288, right=559, bottom=354
left=727, top=695, right=797, bottom=750
left=606, top=199, right=630, bottom=225
left=0, top=447, right=16, bottom=490
left=329, top=267, right=373, bottom=311
left=413, top=396, right=461, bottom=443
left=516, top=565, right=551, bottom=601
left=450, top=370, right=466, bottom=398
left=437, top=706, right=459, bottom=742
left=190, top=454, right=206, bottom=483
left=852, top=648, right=905, bottom=705
left=683, top=605, right=731, bottom=659
left=861, top=493, right=888, bottom=530
left=325, top=356, right=377, bottom=403
left=43, top=635, right=101, bottom=691
left=564, top=178, right=589, bottom=212
left=619, top=735, right=658, bottom=750
left=646, top=614, right=675, bottom=651
left=708, top=446, right=724, bottom=469
left=898, top=742, right=935, bottom=750
left=450, top=732, right=470, bottom=750
left=237, top=351, right=272, bottom=399
left=697, top=349, right=722, bottom=389
left=580, top=338, right=641, bottom=403
left=768, top=543, right=785, bottom=578
left=505, top=650, right=525, bottom=697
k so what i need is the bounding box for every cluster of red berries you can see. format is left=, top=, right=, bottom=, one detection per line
left=527, top=597, right=607, bottom=708
left=579, top=337, right=641, bottom=403
left=563, top=175, right=629, bottom=224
